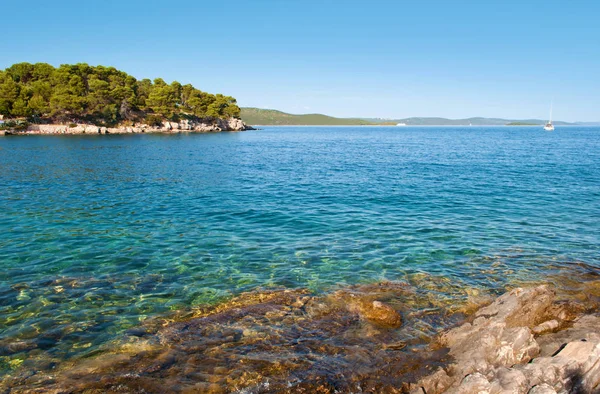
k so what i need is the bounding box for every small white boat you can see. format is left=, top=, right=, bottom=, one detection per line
left=543, top=101, right=554, bottom=131
left=396, top=123, right=407, bottom=126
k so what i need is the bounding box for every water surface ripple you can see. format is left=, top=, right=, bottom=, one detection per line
left=0, top=126, right=599, bottom=372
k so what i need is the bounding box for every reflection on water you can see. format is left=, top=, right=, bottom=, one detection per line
left=0, top=127, right=599, bottom=388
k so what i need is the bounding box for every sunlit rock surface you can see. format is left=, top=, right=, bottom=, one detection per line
left=4, top=117, right=253, bottom=135
left=411, top=283, right=600, bottom=394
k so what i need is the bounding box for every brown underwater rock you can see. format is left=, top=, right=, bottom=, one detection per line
left=354, top=299, right=403, bottom=328
left=326, top=282, right=408, bottom=329
left=4, top=277, right=599, bottom=394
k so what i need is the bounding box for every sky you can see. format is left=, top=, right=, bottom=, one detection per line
left=1, top=0, right=599, bottom=121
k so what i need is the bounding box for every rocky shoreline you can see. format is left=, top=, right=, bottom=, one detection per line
left=411, top=285, right=600, bottom=394
left=1, top=271, right=599, bottom=393
left=0, top=117, right=253, bottom=136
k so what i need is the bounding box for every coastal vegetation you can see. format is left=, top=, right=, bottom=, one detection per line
left=506, top=122, right=539, bottom=126
left=240, top=107, right=373, bottom=126
left=0, top=63, right=241, bottom=127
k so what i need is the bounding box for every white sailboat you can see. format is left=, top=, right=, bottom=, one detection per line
left=544, top=101, right=554, bottom=131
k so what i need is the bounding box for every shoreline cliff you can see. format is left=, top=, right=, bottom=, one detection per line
left=0, top=117, right=253, bottom=136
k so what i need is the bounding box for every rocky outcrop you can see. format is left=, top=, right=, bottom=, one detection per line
left=410, top=285, right=600, bottom=394
left=3, top=118, right=253, bottom=135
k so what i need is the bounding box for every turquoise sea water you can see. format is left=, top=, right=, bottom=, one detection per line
left=1, top=126, right=599, bottom=372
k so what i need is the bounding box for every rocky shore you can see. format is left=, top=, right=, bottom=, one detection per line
left=411, top=285, right=600, bottom=394
left=0, top=117, right=253, bottom=136
left=1, top=271, right=599, bottom=393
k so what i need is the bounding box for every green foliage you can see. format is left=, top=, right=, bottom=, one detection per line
left=145, top=114, right=164, bottom=127
left=0, top=120, right=29, bottom=131
left=505, top=122, right=538, bottom=126
left=0, top=63, right=241, bottom=126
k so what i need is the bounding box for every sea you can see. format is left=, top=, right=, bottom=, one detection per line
left=1, top=126, right=599, bottom=386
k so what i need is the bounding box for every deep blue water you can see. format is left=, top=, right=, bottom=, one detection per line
left=1, top=126, right=599, bottom=369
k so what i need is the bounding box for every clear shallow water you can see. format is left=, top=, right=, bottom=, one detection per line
left=1, top=126, right=599, bottom=372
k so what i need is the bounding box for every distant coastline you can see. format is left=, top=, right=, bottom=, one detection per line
left=241, top=107, right=589, bottom=127
left=505, top=122, right=539, bottom=126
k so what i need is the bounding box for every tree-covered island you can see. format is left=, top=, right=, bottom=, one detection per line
left=0, top=63, right=249, bottom=134
left=505, top=122, right=539, bottom=126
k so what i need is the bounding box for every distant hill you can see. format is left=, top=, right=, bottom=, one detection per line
left=362, top=117, right=574, bottom=126
left=241, top=108, right=373, bottom=126
left=506, top=122, right=539, bottom=126
left=241, top=108, right=577, bottom=126
left=573, top=122, right=600, bottom=126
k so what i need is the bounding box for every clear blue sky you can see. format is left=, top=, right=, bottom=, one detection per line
left=2, top=0, right=599, bottom=121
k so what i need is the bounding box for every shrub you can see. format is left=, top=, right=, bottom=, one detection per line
left=145, top=114, right=163, bottom=127
left=0, top=120, right=29, bottom=131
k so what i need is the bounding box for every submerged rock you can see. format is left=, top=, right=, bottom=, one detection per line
left=0, top=282, right=451, bottom=393
left=3, top=276, right=600, bottom=393
left=367, top=300, right=403, bottom=328
left=348, top=299, right=403, bottom=328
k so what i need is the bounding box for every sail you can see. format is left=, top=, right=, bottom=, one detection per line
left=543, top=100, right=554, bottom=131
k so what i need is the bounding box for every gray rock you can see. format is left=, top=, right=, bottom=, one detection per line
left=493, top=327, right=539, bottom=366
left=473, top=286, right=555, bottom=329
left=416, top=286, right=600, bottom=394
left=438, top=288, right=550, bottom=384
left=418, top=367, right=453, bottom=394
left=519, top=341, right=600, bottom=393
left=441, top=286, right=554, bottom=349
left=489, top=367, right=528, bottom=393
left=452, top=372, right=490, bottom=393
left=537, top=315, right=600, bottom=357
left=528, top=383, right=557, bottom=394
